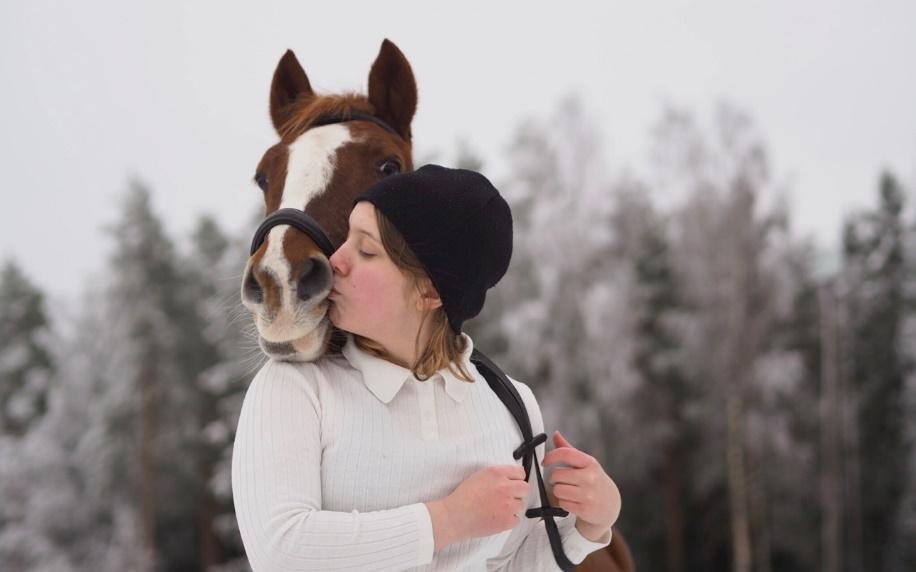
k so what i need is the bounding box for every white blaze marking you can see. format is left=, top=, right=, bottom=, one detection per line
left=281, top=124, right=352, bottom=210
left=260, top=124, right=352, bottom=320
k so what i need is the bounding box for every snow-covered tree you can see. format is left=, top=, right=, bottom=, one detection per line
left=477, top=96, right=632, bottom=462
left=840, top=172, right=913, bottom=572
left=182, top=213, right=257, bottom=570
left=658, top=102, right=806, bottom=572
left=0, top=261, right=54, bottom=437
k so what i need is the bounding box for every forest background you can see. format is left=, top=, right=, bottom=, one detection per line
left=2, top=2, right=915, bottom=571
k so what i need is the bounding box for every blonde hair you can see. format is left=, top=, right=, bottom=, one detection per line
left=352, top=208, right=475, bottom=383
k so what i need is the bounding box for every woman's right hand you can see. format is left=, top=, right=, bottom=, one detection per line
left=428, top=464, right=530, bottom=548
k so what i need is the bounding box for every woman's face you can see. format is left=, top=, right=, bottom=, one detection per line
left=328, top=202, right=422, bottom=342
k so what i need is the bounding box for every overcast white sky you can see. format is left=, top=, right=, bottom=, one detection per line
left=2, top=0, right=915, bottom=302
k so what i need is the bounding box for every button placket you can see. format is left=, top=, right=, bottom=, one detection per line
left=417, top=375, right=439, bottom=440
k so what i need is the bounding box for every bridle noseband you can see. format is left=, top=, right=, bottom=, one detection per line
left=249, top=112, right=403, bottom=258
left=249, top=207, right=337, bottom=257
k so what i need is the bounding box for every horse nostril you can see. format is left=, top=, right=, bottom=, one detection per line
left=244, top=269, right=264, bottom=304
left=296, top=257, right=331, bottom=302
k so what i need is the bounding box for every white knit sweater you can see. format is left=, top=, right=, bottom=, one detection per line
left=231, top=332, right=612, bottom=571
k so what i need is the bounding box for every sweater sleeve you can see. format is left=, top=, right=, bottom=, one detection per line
left=231, top=359, right=434, bottom=572
left=485, top=378, right=612, bottom=571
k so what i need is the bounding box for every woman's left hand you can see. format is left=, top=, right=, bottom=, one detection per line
left=542, top=431, right=621, bottom=542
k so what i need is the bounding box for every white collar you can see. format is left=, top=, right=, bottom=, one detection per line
left=341, top=332, right=476, bottom=404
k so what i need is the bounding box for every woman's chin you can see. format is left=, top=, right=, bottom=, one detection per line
left=327, top=301, right=341, bottom=327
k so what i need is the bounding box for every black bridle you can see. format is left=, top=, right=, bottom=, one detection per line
left=249, top=112, right=402, bottom=258
left=249, top=207, right=337, bottom=257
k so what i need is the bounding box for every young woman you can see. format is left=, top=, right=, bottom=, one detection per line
left=232, top=165, right=621, bottom=570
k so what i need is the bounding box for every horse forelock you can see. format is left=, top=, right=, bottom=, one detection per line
left=278, top=93, right=376, bottom=141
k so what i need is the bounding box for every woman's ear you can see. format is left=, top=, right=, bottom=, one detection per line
left=415, top=279, right=443, bottom=312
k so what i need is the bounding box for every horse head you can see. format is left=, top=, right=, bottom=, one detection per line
left=241, top=39, right=416, bottom=362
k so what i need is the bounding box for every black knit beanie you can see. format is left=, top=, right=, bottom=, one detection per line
left=353, top=164, right=513, bottom=334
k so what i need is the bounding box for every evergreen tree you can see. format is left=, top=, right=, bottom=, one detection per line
left=182, top=214, right=255, bottom=570
left=0, top=260, right=66, bottom=570
left=73, top=177, right=210, bottom=570
left=0, top=260, right=54, bottom=437
left=108, top=178, right=185, bottom=570
left=623, top=200, right=696, bottom=572
left=0, top=272, right=148, bottom=570
left=762, top=243, right=822, bottom=572
left=660, top=103, right=804, bottom=572
left=486, top=97, right=637, bottom=467
left=840, top=172, right=911, bottom=572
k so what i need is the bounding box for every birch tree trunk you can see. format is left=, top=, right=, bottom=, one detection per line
left=725, top=383, right=752, bottom=572
left=818, top=285, right=842, bottom=572
left=837, top=286, right=864, bottom=572
left=748, top=445, right=772, bottom=572
left=662, top=440, right=685, bottom=572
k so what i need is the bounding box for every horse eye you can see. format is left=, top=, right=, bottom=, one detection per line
left=378, top=159, right=401, bottom=177
left=255, top=173, right=268, bottom=192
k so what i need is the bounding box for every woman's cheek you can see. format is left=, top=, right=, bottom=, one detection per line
left=359, top=278, right=403, bottom=322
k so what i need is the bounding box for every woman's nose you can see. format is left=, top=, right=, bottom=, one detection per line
left=329, top=248, right=346, bottom=275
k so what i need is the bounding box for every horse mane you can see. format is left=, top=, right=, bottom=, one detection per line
left=279, top=93, right=376, bottom=140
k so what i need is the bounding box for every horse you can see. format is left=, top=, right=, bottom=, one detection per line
left=241, top=39, right=415, bottom=362
left=240, top=38, right=634, bottom=572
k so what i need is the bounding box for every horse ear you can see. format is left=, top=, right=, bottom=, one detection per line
left=270, top=50, right=314, bottom=134
left=368, top=39, right=417, bottom=142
